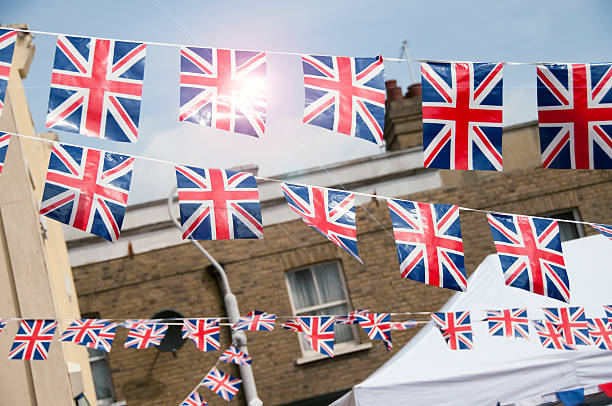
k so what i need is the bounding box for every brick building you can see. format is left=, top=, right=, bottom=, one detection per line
left=67, top=81, right=612, bottom=406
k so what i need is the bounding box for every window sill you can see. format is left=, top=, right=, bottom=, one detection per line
left=295, top=342, right=372, bottom=365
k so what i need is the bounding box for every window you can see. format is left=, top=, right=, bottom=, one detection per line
left=285, top=261, right=358, bottom=356
left=88, top=347, right=116, bottom=406
left=543, top=209, right=585, bottom=242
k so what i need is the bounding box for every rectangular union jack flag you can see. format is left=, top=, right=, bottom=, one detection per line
left=123, top=324, right=167, bottom=349
left=431, top=312, right=473, bottom=350
left=282, top=318, right=303, bottom=332
left=180, top=389, right=206, bottom=406
left=335, top=309, right=369, bottom=325
left=232, top=311, right=276, bottom=331
left=47, top=36, right=146, bottom=143
left=175, top=166, right=263, bottom=240
left=357, top=313, right=392, bottom=350
left=388, top=199, right=466, bottom=292
left=592, top=224, right=612, bottom=240
left=485, top=309, right=530, bottom=339
left=201, top=367, right=242, bottom=402
left=543, top=307, right=591, bottom=346
left=39, top=143, right=134, bottom=241
left=421, top=62, right=503, bottom=170
left=219, top=345, right=252, bottom=366
left=532, top=320, right=576, bottom=350
left=182, top=319, right=220, bottom=352
left=537, top=63, right=612, bottom=169
left=587, top=318, right=612, bottom=350
left=390, top=320, right=418, bottom=331
left=281, top=183, right=360, bottom=261
left=0, top=29, right=17, bottom=117
left=302, top=55, right=386, bottom=146
left=58, top=319, right=115, bottom=348
left=297, top=316, right=335, bottom=357
left=180, top=47, right=266, bottom=138
left=86, top=322, right=117, bottom=352
left=8, top=319, right=58, bottom=360
left=0, top=132, right=11, bottom=175
left=487, top=213, right=570, bottom=302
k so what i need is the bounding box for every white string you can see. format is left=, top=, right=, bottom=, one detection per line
left=4, top=130, right=607, bottom=229
left=2, top=26, right=587, bottom=65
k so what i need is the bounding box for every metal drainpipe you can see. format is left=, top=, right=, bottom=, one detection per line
left=167, top=187, right=263, bottom=406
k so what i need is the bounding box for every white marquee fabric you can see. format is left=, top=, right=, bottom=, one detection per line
left=332, top=234, right=612, bottom=406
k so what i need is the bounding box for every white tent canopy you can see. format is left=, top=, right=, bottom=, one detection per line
left=332, top=234, right=612, bottom=406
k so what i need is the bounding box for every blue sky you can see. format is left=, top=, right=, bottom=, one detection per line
left=3, top=1, right=612, bottom=203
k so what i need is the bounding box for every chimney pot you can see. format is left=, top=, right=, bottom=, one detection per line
left=385, top=80, right=403, bottom=102
left=406, top=83, right=422, bottom=98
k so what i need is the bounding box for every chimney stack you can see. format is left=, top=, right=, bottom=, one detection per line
left=385, top=80, right=404, bottom=102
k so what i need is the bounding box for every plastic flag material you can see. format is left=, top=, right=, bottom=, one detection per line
left=599, top=382, right=612, bottom=396
left=335, top=309, right=369, bottom=325
left=543, top=307, right=591, bottom=346
left=123, top=324, right=167, bottom=349
left=200, top=367, right=242, bottom=402
left=282, top=318, right=302, bottom=332
left=180, top=47, right=267, bottom=138
left=86, top=322, right=117, bottom=352
left=555, top=388, right=584, bottom=406
left=296, top=316, right=335, bottom=357
left=180, top=389, right=207, bottom=406
left=0, top=132, right=9, bottom=175
left=0, top=30, right=17, bottom=117
left=537, top=63, right=612, bottom=169
left=388, top=199, right=466, bottom=291
left=175, top=166, right=262, bottom=240
left=587, top=318, right=612, bottom=350
left=421, top=62, right=503, bottom=170
left=182, top=319, right=220, bottom=352
left=121, top=319, right=158, bottom=331
left=59, top=319, right=115, bottom=348
left=8, top=319, right=58, bottom=360
left=47, top=35, right=146, bottom=142
left=357, top=313, right=392, bottom=351
left=532, top=320, right=576, bottom=350
left=39, top=143, right=134, bottom=242
left=592, top=224, right=612, bottom=240
left=218, top=346, right=252, bottom=366
left=302, top=54, right=386, bottom=146
left=281, top=183, right=360, bottom=262
left=486, top=309, right=529, bottom=339
left=431, top=312, right=473, bottom=350
left=232, top=311, right=276, bottom=331
left=604, top=305, right=612, bottom=322
left=390, top=320, right=418, bottom=331
left=487, top=213, right=569, bottom=302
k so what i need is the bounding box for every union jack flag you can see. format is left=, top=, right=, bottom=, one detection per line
left=175, top=166, right=262, bottom=240
left=282, top=318, right=303, bottom=332
left=485, top=309, right=530, bottom=339
left=180, top=390, right=207, bottom=406
left=281, top=183, right=360, bottom=261
left=0, top=318, right=6, bottom=333
left=218, top=346, right=252, bottom=366
left=335, top=309, right=369, bottom=325
left=536, top=63, right=612, bottom=169
left=58, top=319, right=114, bottom=348
left=421, top=62, right=503, bottom=170
left=431, top=312, right=473, bottom=350
left=604, top=305, right=612, bottom=322
left=47, top=36, right=146, bottom=143
left=388, top=199, right=466, bottom=291
left=0, top=30, right=17, bottom=117
left=487, top=213, right=570, bottom=302
left=297, top=316, right=335, bottom=357
left=532, top=320, right=577, bottom=350
left=232, top=311, right=276, bottom=331
left=302, top=55, right=386, bottom=146
left=39, top=143, right=134, bottom=242
left=180, top=47, right=266, bottom=138
left=8, top=319, right=58, bottom=360
left=390, top=320, right=418, bottom=331
left=592, top=224, right=612, bottom=240
left=200, top=367, right=242, bottom=402
left=123, top=324, right=167, bottom=349
left=357, top=313, right=392, bottom=350
left=0, top=132, right=10, bottom=175
left=86, top=322, right=117, bottom=352
left=182, top=319, right=220, bottom=352
left=587, top=318, right=612, bottom=350
left=543, top=307, right=591, bottom=346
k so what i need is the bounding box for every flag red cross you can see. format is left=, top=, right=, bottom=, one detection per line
left=494, top=217, right=564, bottom=296
left=539, top=321, right=567, bottom=348
left=51, top=39, right=143, bottom=137
left=307, top=317, right=334, bottom=350
left=488, top=309, right=528, bottom=338
left=444, top=313, right=471, bottom=350
left=69, top=319, right=99, bottom=342
left=303, top=56, right=385, bottom=136
left=189, top=321, right=218, bottom=350
left=422, top=63, right=502, bottom=169
left=305, top=188, right=353, bottom=237
left=19, top=321, right=52, bottom=359
left=207, top=373, right=235, bottom=395
left=177, top=169, right=259, bottom=240
left=555, top=309, right=588, bottom=344
left=393, top=202, right=463, bottom=287
left=42, top=148, right=129, bottom=233
left=0, top=30, right=17, bottom=78
left=538, top=64, right=612, bottom=168
left=590, top=319, right=612, bottom=348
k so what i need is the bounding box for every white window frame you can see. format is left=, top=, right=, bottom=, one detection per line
left=543, top=208, right=585, bottom=241
left=88, top=348, right=116, bottom=406
left=284, top=260, right=361, bottom=359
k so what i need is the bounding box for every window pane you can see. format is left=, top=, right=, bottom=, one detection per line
left=287, top=269, right=318, bottom=309
left=90, top=359, right=114, bottom=401
left=547, top=211, right=582, bottom=242
left=313, top=262, right=345, bottom=303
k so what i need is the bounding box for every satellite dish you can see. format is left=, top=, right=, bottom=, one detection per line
left=152, top=309, right=186, bottom=355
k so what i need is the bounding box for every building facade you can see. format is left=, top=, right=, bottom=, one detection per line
left=68, top=81, right=612, bottom=405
